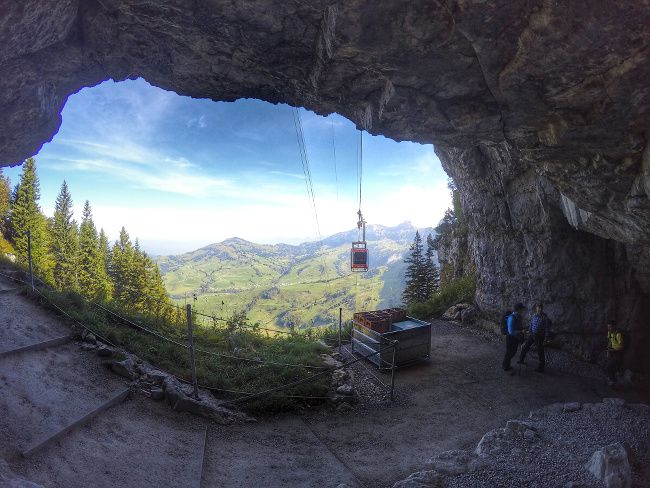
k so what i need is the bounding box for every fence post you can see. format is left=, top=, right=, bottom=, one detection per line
left=338, top=307, right=342, bottom=353
left=186, top=304, right=199, bottom=400
left=27, top=229, right=34, bottom=291
left=390, top=340, right=398, bottom=401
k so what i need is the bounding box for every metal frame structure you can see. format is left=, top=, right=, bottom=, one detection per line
left=351, top=317, right=431, bottom=370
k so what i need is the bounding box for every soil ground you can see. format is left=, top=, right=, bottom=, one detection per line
left=1, top=280, right=648, bottom=488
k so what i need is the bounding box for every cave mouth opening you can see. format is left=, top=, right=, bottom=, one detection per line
left=3, top=76, right=452, bottom=254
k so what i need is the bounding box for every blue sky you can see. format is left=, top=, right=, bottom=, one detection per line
left=3, top=79, right=450, bottom=254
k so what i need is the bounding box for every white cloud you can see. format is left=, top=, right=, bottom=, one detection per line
left=186, top=114, right=207, bottom=129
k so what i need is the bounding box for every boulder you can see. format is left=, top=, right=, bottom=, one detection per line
left=585, top=443, right=632, bottom=488
left=336, top=384, right=354, bottom=396
left=392, top=470, right=446, bottom=488
left=460, top=305, right=479, bottom=325
left=320, top=354, right=343, bottom=369
left=162, top=376, right=250, bottom=424
left=331, top=368, right=352, bottom=386
left=336, top=402, right=353, bottom=413
left=150, top=388, right=165, bottom=401
left=603, top=398, right=626, bottom=407
left=426, top=449, right=486, bottom=476
left=563, top=402, right=582, bottom=413
left=442, top=303, right=471, bottom=322
left=105, top=358, right=137, bottom=380
left=81, top=330, right=96, bottom=344
left=505, top=420, right=536, bottom=435
left=96, top=346, right=113, bottom=358
left=475, top=427, right=507, bottom=456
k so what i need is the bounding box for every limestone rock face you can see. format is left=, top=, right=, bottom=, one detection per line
left=1, top=1, right=649, bottom=368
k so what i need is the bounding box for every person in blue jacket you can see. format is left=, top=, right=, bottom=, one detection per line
left=502, top=302, right=525, bottom=373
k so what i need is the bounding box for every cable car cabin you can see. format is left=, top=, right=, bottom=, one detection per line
left=351, top=241, right=369, bottom=272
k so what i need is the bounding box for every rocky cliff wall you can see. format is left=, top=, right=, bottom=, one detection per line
left=438, top=143, right=650, bottom=370
left=0, top=1, right=648, bottom=369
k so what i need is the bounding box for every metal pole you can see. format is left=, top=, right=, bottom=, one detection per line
left=27, top=229, right=34, bottom=291
left=338, top=307, right=342, bottom=353
left=390, top=340, right=398, bottom=401
left=186, top=304, right=199, bottom=400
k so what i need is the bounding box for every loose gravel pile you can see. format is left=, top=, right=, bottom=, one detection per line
left=394, top=398, right=650, bottom=488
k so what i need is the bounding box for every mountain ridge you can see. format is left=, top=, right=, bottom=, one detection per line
left=155, top=222, right=436, bottom=328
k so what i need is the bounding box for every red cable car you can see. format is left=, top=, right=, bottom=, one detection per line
left=351, top=210, right=368, bottom=272
left=351, top=242, right=368, bottom=272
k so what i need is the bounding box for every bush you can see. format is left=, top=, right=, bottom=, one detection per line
left=409, top=275, right=476, bottom=319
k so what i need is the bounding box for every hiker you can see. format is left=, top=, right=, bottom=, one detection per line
left=606, top=320, right=625, bottom=387
left=502, top=303, right=525, bottom=373
left=517, top=303, right=550, bottom=373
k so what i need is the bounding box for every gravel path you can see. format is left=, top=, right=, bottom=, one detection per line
left=394, top=398, right=650, bottom=488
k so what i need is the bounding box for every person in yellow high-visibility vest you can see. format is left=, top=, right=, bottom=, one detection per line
left=606, top=320, right=625, bottom=387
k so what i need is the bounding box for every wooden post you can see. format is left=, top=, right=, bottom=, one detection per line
left=27, top=229, right=34, bottom=291
left=338, top=307, right=342, bottom=353
left=186, top=304, right=199, bottom=400
left=390, top=340, right=398, bottom=401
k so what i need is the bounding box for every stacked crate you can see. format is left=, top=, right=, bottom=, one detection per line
left=353, top=308, right=407, bottom=333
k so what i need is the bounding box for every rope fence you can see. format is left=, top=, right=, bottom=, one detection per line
left=0, top=260, right=398, bottom=406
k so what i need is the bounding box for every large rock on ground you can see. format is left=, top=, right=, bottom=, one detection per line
left=585, top=443, right=632, bottom=488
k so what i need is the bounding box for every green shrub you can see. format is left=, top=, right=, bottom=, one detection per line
left=409, top=275, right=476, bottom=319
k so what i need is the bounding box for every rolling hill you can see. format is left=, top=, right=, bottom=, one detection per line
left=156, top=222, right=435, bottom=330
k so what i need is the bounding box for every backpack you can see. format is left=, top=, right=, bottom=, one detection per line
left=500, top=310, right=513, bottom=335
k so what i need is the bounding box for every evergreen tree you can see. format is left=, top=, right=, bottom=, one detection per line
left=78, top=201, right=111, bottom=300
left=110, top=227, right=136, bottom=306
left=0, top=168, right=10, bottom=235
left=10, top=158, right=53, bottom=281
left=424, top=233, right=440, bottom=298
left=51, top=181, right=79, bottom=290
left=0, top=169, right=12, bottom=252
left=402, top=231, right=427, bottom=305
left=97, top=228, right=114, bottom=300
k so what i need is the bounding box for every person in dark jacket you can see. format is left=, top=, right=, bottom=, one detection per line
left=517, top=303, right=551, bottom=373
left=502, top=303, right=525, bottom=373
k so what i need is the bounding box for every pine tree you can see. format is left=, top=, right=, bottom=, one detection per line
left=10, top=158, right=54, bottom=281
left=0, top=169, right=12, bottom=252
left=97, top=228, right=114, bottom=300
left=402, top=231, right=427, bottom=306
left=110, top=227, right=136, bottom=306
left=424, top=233, right=440, bottom=298
left=51, top=181, right=79, bottom=291
left=0, top=168, right=10, bottom=235
left=78, top=201, right=112, bottom=300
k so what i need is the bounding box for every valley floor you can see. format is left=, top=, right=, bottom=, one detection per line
left=1, top=276, right=648, bottom=488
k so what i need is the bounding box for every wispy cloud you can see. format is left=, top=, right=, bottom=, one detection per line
left=186, top=114, right=207, bottom=129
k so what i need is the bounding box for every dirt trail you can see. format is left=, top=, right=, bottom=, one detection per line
left=1, top=279, right=647, bottom=487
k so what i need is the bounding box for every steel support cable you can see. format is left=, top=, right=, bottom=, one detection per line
left=358, top=129, right=363, bottom=212
left=226, top=341, right=397, bottom=406
left=331, top=119, right=339, bottom=202
left=292, top=107, right=328, bottom=279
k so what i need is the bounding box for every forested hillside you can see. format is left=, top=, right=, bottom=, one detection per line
left=0, top=159, right=177, bottom=320
left=156, top=222, right=435, bottom=330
